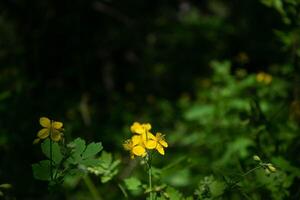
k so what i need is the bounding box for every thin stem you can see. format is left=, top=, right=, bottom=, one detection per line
left=149, top=166, right=152, bottom=200
left=231, top=165, right=262, bottom=189
left=50, top=138, right=53, bottom=181
left=242, top=165, right=262, bottom=177
left=118, top=183, right=128, bottom=198
left=83, top=175, right=103, bottom=200
left=148, top=153, right=153, bottom=200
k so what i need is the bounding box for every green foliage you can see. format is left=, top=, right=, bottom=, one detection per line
left=32, top=160, right=51, bottom=181
left=32, top=137, right=105, bottom=187
left=165, top=186, right=184, bottom=200
left=124, top=177, right=142, bottom=191
left=195, top=176, right=226, bottom=200
left=41, top=139, right=63, bottom=164
left=66, top=138, right=103, bottom=166
left=87, top=151, right=120, bottom=183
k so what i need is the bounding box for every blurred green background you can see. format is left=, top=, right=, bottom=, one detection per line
left=1, top=0, right=300, bottom=199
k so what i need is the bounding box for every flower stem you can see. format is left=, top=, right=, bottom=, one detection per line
left=50, top=138, right=53, bottom=181
left=242, top=165, right=262, bottom=177
left=231, top=165, right=262, bottom=189
left=83, top=175, right=103, bottom=200
left=148, top=154, right=153, bottom=200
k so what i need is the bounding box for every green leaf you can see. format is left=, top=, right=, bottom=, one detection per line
left=67, top=138, right=86, bottom=164
left=99, top=151, right=113, bottom=168
left=87, top=151, right=120, bottom=183
left=66, top=138, right=103, bottom=167
left=69, top=138, right=86, bottom=159
left=210, top=180, right=226, bottom=197
left=166, top=186, right=183, bottom=200
left=41, top=139, right=63, bottom=164
left=184, top=105, right=214, bottom=121
left=124, top=177, right=142, bottom=191
left=32, top=160, right=51, bottom=181
left=82, top=142, right=103, bottom=159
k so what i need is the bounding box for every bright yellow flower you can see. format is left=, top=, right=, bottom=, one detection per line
left=124, top=122, right=168, bottom=158
left=123, top=135, right=146, bottom=159
left=130, top=122, right=151, bottom=134
left=153, top=133, right=168, bottom=155
left=34, top=117, right=63, bottom=143
left=142, top=131, right=157, bottom=149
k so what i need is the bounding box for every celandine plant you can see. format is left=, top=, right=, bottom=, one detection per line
left=32, top=117, right=120, bottom=198
left=123, top=122, right=168, bottom=200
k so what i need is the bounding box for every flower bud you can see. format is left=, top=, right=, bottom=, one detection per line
left=253, top=155, right=261, bottom=162
left=267, top=163, right=276, bottom=172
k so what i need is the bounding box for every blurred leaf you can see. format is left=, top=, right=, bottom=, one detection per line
left=124, top=177, right=141, bottom=191
left=67, top=138, right=102, bottom=167
left=82, top=142, right=103, bottom=159
left=166, top=186, right=184, bottom=200
left=185, top=105, right=214, bottom=121
left=32, top=160, right=51, bottom=181
left=41, top=139, right=63, bottom=164
left=88, top=151, right=120, bottom=183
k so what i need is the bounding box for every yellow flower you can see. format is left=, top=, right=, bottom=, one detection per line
left=124, top=122, right=168, bottom=158
left=142, top=131, right=157, bottom=149
left=153, top=133, right=168, bottom=155
left=34, top=117, right=63, bottom=143
left=130, top=122, right=151, bottom=134
left=256, top=72, right=272, bottom=84
left=123, top=135, right=146, bottom=159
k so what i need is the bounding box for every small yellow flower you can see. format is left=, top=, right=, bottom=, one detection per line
left=124, top=122, right=168, bottom=158
left=153, top=133, right=168, bottom=155
left=130, top=122, right=151, bottom=134
left=142, top=131, right=157, bottom=149
left=256, top=72, right=272, bottom=84
left=34, top=117, right=63, bottom=143
left=123, top=135, right=146, bottom=159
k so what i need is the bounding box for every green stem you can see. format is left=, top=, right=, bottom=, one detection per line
left=148, top=154, right=153, bottom=200
left=242, top=165, right=262, bottom=177
left=83, top=175, right=103, bottom=200
left=231, top=165, right=262, bottom=189
left=50, top=138, right=53, bottom=181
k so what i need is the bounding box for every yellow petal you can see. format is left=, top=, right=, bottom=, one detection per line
left=37, top=128, right=49, bottom=139
left=156, top=144, right=165, bottom=155
left=132, top=146, right=146, bottom=156
left=156, top=133, right=168, bottom=147
left=141, top=132, right=155, bottom=142
left=159, top=140, right=168, bottom=148
left=51, top=130, right=62, bottom=142
left=146, top=132, right=155, bottom=139
left=132, top=135, right=142, bottom=146
left=33, top=138, right=40, bottom=144
left=142, top=123, right=151, bottom=131
left=40, top=117, right=51, bottom=128
left=145, top=140, right=157, bottom=149
left=130, top=122, right=145, bottom=134
left=52, top=121, right=63, bottom=129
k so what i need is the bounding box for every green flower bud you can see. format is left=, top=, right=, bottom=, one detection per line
left=267, top=163, right=276, bottom=172
left=253, top=155, right=261, bottom=162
